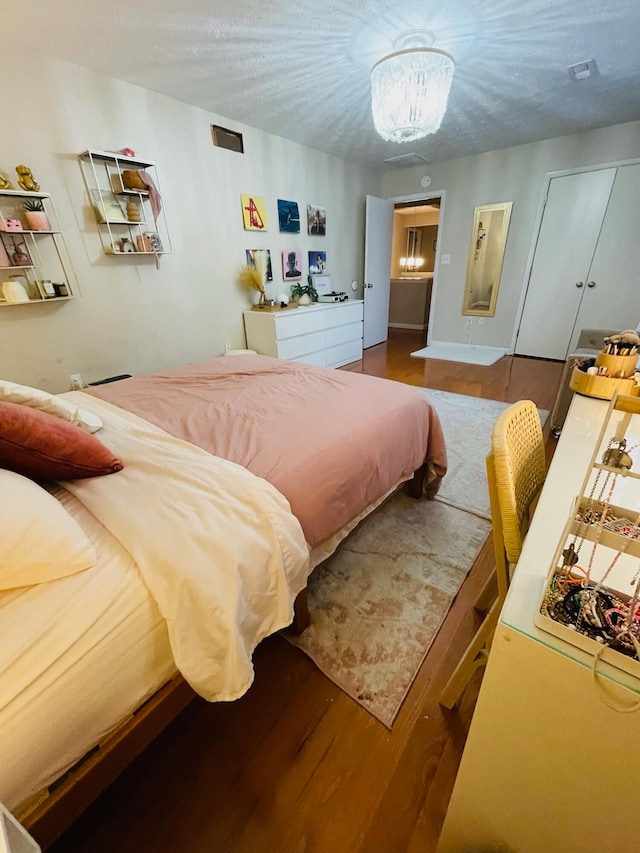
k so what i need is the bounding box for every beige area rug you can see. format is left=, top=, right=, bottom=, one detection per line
left=285, top=391, right=549, bottom=728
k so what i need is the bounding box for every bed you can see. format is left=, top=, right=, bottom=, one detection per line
left=0, top=354, right=446, bottom=846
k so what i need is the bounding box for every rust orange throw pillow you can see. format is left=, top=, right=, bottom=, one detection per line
left=0, top=401, right=123, bottom=481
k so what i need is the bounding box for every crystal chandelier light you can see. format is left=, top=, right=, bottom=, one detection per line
left=371, top=46, right=455, bottom=143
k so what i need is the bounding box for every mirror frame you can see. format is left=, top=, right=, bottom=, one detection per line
left=461, top=201, right=513, bottom=317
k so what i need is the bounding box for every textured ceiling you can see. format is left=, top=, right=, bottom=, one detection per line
left=7, top=0, right=640, bottom=168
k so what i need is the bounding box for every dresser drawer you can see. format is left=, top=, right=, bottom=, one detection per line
left=331, top=301, right=363, bottom=326
left=326, top=339, right=363, bottom=368
left=274, top=309, right=327, bottom=339
left=277, top=329, right=326, bottom=360
left=291, top=350, right=327, bottom=367
left=326, top=321, right=363, bottom=348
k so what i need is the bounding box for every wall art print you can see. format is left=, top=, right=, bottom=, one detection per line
left=308, top=250, right=327, bottom=275
left=241, top=194, right=268, bottom=231
left=245, top=248, right=273, bottom=282
left=307, top=204, right=326, bottom=236
left=277, top=199, right=300, bottom=233
left=282, top=249, right=302, bottom=280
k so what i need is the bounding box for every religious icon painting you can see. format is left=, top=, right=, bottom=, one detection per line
left=277, top=199, right=300, bottom=233
left=306, top=204, right=326, bottom=236
left=282, top=250, right=302, bottom=281
left=241, top=194, right=268, bottom=231
left=308, top=250, right=327, bottom=275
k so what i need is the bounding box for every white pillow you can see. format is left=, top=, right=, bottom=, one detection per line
left=0, top=470, right=97, bottom=590
left=0, top=379, right=103, bottom=433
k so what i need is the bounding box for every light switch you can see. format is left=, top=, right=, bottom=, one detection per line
left=441, top=254, right=451, bottom=264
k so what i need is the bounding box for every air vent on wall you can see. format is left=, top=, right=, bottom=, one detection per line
left=211, top=125, right=244, bottom=153
left=383, top=152, right=430, bottom=166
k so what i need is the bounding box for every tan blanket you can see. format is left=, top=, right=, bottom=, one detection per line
left=86, top=355, right=447, bottom=547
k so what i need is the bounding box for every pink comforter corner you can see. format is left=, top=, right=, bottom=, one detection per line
left=86, top=355, right=447, bottom=547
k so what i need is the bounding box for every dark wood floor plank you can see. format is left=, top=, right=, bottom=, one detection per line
left=50, top=330, right=563, bottom=852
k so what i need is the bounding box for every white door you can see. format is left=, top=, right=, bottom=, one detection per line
left=363, top=194, right=394, bottom=348
left=568, top=163, right=640, bottom=351
left=515, top=168, right=616, bottom=360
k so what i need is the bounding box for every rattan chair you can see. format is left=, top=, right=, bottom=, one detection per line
left=439, top=400, right=546, bottom=709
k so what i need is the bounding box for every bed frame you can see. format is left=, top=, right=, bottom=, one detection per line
left=18, top=464, right=428, bottom=849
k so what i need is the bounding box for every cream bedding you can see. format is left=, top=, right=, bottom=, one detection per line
left=0, top=487, right=175, bottom=811
left=60, top=393, right=310, bottom=701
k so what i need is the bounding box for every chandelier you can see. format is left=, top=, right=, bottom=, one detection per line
left=371, top=46, right=455, bottom=143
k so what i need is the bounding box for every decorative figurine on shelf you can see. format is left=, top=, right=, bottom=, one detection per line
left=11, top=238, right=31, bottom=267
left=0, top=171, right=14, bottom=190
left=15, top=165, right=40, bottom=193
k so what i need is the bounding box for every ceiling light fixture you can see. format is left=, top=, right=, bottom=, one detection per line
left=371, top=32, right=455, bottom=144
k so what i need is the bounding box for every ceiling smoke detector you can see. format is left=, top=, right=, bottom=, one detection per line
left=568, top=59, right=599, bottom=82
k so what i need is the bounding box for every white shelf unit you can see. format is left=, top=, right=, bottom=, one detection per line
left=243, top=300, right=364, bottom=368
left=0, top=190, right=76, bottom=306
left=79, top=150, right=171, bottom=257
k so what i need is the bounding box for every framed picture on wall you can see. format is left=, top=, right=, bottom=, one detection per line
left=241, top=194, right=268, bottom=231
left=307, top=204, right=326, bottom=236
left=277, top=199, right=300, bottom=233
left=308, top=250, right=326, bottom=275
left=282, top=250, right=302, bottom=280
left=246, top=248, right=273, bottom=282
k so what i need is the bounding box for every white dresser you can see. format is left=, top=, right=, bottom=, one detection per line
left=243, top=300, right=364, bottom=368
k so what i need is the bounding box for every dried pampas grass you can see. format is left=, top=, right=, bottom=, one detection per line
left=238, top=264, right=264, bottom=293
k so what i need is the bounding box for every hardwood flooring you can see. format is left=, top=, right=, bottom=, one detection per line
left=50, top=331, right=563, bottom=853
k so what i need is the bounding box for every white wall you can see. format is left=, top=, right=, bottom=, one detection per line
left=381, top=121, right=640, bottom=349
left=0, top=57, right=379, bottom=391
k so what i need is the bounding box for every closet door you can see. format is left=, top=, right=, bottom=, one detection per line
left=568, top=163, right=640, bottom=352
left=515, top=168, right=616, bottom=360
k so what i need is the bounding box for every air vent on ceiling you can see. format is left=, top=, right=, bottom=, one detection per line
left=567, top=59, right=599, bottom=82
left=211, top=125, right=244, bottom=153
left=383, top=152, right=429, bottom=166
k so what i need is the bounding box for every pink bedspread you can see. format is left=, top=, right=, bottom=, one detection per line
left=86, top=356, right=447, bottom=547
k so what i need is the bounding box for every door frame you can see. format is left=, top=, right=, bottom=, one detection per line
left=510, top=156, right=640, bottom=355
left=387, top=189, right=447, bottom=346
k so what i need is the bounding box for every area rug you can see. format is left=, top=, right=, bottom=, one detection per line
left=285, top=390, right=549, bottom=728
left=411, top=341, right=509, bottom=366
left=286, top=494, right=490, bottom=728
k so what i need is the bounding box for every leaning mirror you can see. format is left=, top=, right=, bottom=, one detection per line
left=461, top=201, right=513, bottom=317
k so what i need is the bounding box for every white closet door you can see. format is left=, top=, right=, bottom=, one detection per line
left=568, top=163, right=640, bottom=352
left=515, top=168, right=616, bottom=360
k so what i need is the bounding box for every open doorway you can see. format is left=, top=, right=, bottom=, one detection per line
left=388, top=198, right=441, bottom=348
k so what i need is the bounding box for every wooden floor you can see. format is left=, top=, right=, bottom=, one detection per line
left=50, top=331, right=563, bottom=853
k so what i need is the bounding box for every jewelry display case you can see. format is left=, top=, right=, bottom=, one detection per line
left=536, top=391, right=640, bottom=679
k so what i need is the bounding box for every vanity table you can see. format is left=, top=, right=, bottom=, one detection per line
left=438, top=393, right=640, bottom=853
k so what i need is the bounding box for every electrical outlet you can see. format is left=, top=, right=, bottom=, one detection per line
left=69, top=373, right=84, bottom=390
left=465, top=317, right=473, bottom=327
left=478, top=318, right=484, bottom=325
left=224, top=342, right=231, bottom=352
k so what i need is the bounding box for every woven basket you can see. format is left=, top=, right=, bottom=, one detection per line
left=570, top=366, right=637, bottom=400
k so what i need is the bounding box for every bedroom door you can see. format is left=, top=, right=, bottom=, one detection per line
left=363, top=194, right=394, bottom=348
left=514, top=167, right=617, bottom=360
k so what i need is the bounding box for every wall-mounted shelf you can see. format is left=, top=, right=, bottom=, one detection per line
left=79, top=150, right=171, bottom=258
left=0, top=190, right=76, bottom=307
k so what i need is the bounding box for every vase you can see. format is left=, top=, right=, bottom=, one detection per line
left=298, top=293, right=312, bottom=305
left=25, top=211, right=51, bottom=231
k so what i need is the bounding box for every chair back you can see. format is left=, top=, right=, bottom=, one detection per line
left=491, top=400, right=546, bottom=565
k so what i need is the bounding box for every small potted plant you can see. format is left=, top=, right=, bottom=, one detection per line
left=290, top=276, right=318, bottom=305
left=23, top=199, right=51, bottom=231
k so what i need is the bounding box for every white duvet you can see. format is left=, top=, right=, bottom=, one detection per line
left=60, top=393, right=310, bottom=702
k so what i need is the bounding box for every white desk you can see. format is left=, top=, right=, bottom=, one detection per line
left=438, top=394, right=640, bottom=853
